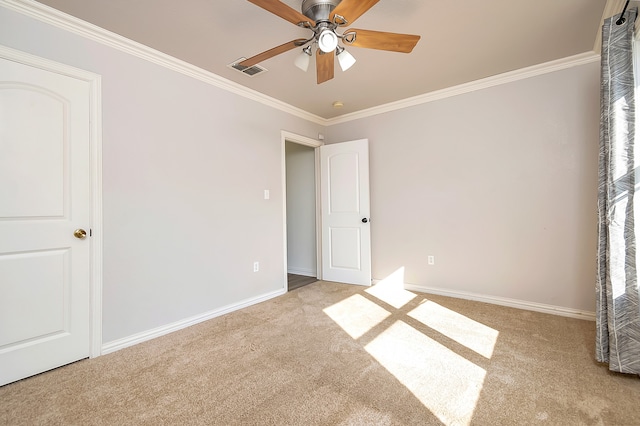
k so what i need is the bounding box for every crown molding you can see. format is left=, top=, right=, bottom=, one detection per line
left=325, top=51, right=600, bottom=126
left=1, top=0, right=602, bottom=128
left=0, top=0, right=327, bottom=125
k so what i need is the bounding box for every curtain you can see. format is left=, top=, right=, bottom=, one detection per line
left=596, top=8, right=640, bottom=375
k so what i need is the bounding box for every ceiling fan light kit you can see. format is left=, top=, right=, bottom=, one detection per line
left=243, top=0, right=420, bottom=84
left=336, top=46, right=356, bottom=71
left=318, top=29, right=339, bottom=53
left=294, top=46, right=312, bottom=71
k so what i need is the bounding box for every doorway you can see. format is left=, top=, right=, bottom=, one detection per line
left=282, top=131, right=321, bottom=291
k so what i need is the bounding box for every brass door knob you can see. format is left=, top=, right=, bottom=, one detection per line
left=73, top=229, right=87, bottom=239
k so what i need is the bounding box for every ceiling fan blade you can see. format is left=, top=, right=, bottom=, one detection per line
left=330, top=0, right=379, bottom=25
left=247, top=0, right=314, bottom=26
left=316, top=49, right=334, bottom=84
left=239, top=39, right=307, bottom=67
left=345, top=29, right=420, bottom=53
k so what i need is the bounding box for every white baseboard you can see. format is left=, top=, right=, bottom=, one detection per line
left=102, top=281, right=595, bottom=355
left=396, top=282, right=596, bottom=321
left=101, top=288, right=287, bottom=355
left=287, top=267, right=316, bottom=277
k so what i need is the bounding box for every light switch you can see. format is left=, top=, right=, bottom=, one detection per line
left=264, top=189, right=270, bottom=200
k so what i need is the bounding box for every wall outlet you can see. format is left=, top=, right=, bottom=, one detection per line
left=428, top=256, right=435, bottom=265
left=253, top=261, right=259, bottom=272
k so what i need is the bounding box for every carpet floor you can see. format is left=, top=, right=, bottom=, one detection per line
left=1, top=280, right=639, bottom=425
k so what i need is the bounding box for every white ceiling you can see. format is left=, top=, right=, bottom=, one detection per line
left=35, top=0, right=613, bottom=119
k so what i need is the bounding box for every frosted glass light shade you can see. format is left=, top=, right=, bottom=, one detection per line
left=318, top=30, right=338, bottom=53
left=337, top=49, right=356, bottom=71
left=294, top=50, right=311, bottom=71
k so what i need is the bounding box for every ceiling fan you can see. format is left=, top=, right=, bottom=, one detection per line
left=239, top=0, right=421, bottom=84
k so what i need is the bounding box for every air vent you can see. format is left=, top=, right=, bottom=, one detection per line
left=228, top=58, right=267, bottom=77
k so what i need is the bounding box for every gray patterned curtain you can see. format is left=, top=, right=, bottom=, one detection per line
left=596, top=8, right=640, bottom=375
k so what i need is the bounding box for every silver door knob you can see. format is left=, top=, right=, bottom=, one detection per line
left=73, top=229, right=87, bottom=239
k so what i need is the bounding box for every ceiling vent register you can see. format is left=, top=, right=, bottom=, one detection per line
left=228, top=58, right=268, bottom=77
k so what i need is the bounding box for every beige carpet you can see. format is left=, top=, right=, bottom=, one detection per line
left=1, top=281, right=639, bottom=425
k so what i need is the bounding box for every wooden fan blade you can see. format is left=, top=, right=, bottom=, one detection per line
left=248, top=0, right=314, bottom=26
left=239, top=39, right=307, bottom=67
left=316, top=49, right=334, bottom=84
left=345, top=29, right=420, bottom=53
left=330, top=0, right=379, bottom=25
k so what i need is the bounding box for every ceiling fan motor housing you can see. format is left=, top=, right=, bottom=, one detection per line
left=301, top=0, right=341, bottom=22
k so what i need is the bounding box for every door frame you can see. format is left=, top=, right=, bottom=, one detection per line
left=281, top=130, right=322, bottom=289
left=0, top=45, right=103, bottom=358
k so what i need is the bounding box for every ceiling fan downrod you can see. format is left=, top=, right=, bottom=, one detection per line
left=301, top=0, right=341, bottom=22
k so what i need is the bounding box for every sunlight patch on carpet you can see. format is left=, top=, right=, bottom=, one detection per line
left=323, top=294, right=391, bottom=339
left=322, top=273, right=498, bottom=425
left=408, top=301, right=499, bottom=359
left=365, top=267, right=416, bottom=309
left=365, top=320, right=485, bottom=425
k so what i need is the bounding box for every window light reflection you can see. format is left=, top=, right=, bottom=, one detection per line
left=408, top=301, right=499, bottom=359
left=365, top=267, right=416, bottom=309
left=322, top=271, right=502, bottom=425
left=323, top=294, right=390, bottom=339
left=365, top=320, right=486, bottom=425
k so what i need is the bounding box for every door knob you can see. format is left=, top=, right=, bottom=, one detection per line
left=361, top=218, right=369, bottom=223
left=73, top=229, right=87, bottom=239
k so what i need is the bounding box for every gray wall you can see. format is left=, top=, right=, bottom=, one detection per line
left=285, top=142, right=316, bottom=276
left=325, top=63, right=600, bottom=312
left=0, top=6, right=323, bottom=343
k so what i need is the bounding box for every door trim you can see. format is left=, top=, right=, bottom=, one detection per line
left=0, top=44, right=103, bottom=358
left=281, top=130, right=322, bottom=289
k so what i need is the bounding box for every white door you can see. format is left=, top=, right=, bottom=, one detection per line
left=0, top=57, right=91, bottom=386
left=320, top=139, right=371, bottom=286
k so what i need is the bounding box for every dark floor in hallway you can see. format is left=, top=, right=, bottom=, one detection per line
left=287, top=274, right=317, bottom=291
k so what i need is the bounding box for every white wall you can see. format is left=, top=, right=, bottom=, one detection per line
left=285, top=142, right=317, bottom=276
left=325, top=62, right=600, bottom=313
left=0, top=6, right=323, bottom=343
